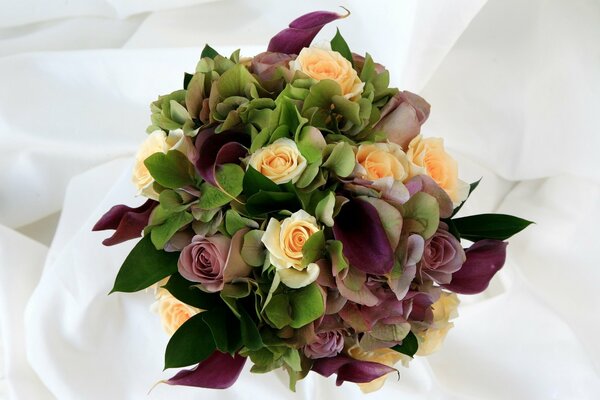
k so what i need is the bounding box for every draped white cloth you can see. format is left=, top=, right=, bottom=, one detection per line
left=1, top=0, right=599, bottom=399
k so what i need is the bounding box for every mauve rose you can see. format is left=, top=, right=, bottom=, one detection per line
left=373, top=91, right=431, bottom=150
left=250, top=52, right=296, bottom=91
left=418, top=224, right=465, bottom=285
left=178, top=230, right=251, bottom=292
left=303, top=316, right=345, bottom=359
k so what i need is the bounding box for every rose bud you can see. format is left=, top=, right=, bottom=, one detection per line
left=417, top=224, right=466, bottom=285
left=177, top=230, right=252, bottom=292
left=374, top=91, right=431, bottom=150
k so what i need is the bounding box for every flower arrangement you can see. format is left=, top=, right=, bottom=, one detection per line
left=93, top=9, right=531, bottom=393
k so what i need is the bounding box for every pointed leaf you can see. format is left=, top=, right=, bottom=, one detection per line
left=165, top=313, right=216, bottom=369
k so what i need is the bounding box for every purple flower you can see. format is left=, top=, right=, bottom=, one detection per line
left=92, top=199, right=157, bottom=246
left=418, top=224, right=466, bottom=285
left=373, top=91, right=431, bottom=150
left=303, top=316, right=345, bottom=359
left=177, top=230, right=251, bottom=292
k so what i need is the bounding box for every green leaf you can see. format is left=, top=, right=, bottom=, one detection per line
left=246, top=191, right=300, bottom=216
left=243, top=166, right=281, bottom=197
left=330, top=28, right=353, bottom=66
left=282, top=348, right=302, bottom=372
left=301, top=230, right=325, bottom=267
left=164, top=313, right=215, bottom=369
left=183, top=72, right=194, bottom=90
left=144, top=150, right=195, bottom=189
left=201, top=309, right=236, bottom=353
left=451, top=179, right=481, bottom=217
left=296, top=126, right=326, bottom=164
left=239, top=306, right=263, bottom=351
left=302, top=79, right=342, bottom=113
left=391, top=331, right=419, bottom=358
left=163, top=273, right=221, bottom=309
left=201, top=44, right=219, bottom=59
left=150, top=211, right=193, bottom=250
left=288, top=283, right=324, bottom=329
left=110, top=235, right=178, bottom=293
left=452, top=213, right=533, bottom=241
left=169, top=100, right=190, bottom=124
left=327, top=240, right=349, bottom=275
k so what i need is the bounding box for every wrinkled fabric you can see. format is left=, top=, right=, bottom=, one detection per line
left=1, top=0, right=599, bottom=399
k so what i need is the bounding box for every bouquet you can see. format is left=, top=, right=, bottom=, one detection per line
left=93, top=9, right=531, bottom=393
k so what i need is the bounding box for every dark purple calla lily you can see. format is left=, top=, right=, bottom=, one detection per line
left=165, top=351, right=246, bottom=389
left=442, top=240, right=508, bottom=295
left=333, top=198, right=394, bottom=275
left=312, top=355, right=396, bottom=386
left=195, top=128, right=249, bottom=186
left=267, top=9, right=349, bottom=54
left=92, top=199, right=157, bottom=246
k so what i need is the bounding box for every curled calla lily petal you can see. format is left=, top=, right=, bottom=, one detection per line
left=333, top=198, right=394, bottom=275
left=442, top=240, right=508, bottom=295
left=312, top=355, right=396, bottom=386
left=92, top=199, right=157, bottom=246
left=267, top=9, right=350, bottom=54
left=195, top=128, right=249, bottom=186
left=165, top=351, right=246, bottom=389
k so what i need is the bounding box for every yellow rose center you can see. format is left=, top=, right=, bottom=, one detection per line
left=281, top=221, right=319, bottom=267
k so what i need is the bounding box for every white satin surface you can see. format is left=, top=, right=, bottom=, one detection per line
left=1, top=1, right=599, bottom=399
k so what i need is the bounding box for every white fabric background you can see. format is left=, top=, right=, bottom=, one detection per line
left=1, top=0, right=599, bottom=399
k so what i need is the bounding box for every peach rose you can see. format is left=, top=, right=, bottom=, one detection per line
left=247, top=138, right=307, bottom=184
left=407, top=135, right=469, bottom=205
left=348, top=345, right=410, bottom=393
left=261, top=209, right=320, bottom=288
left=152, top=289, right=200, bottom=336
left=354, top=142, right=411, bottom=182
left=415, top=291, right=459, bottom=356
left=132, top=129, right=190, bottom=200
left=290, top=47, right=364, bottom=99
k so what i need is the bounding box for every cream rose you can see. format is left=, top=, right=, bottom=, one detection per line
left=407, top=135, right=469, bottom=206
left=354, top=142, right=411, bottom=182
left=152, top=289, right=200, bottom=336
left=290, top=47, right=364, bottom=99
left=415, top=291, right=459, bottom=356
left=247, top=138, right=307, bottom=184
left=132, top=129, right=190, bottom=199
left=261, top=209, right=320, bottom=288
left=348, top=345, right=410, bottom=393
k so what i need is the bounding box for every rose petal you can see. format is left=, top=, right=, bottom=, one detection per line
left=442, top=240, right=508, bottom=295
left=195, top=128, right=249, bottom=186
left=333, top=198, right=394, bottom=275
left=92, top=199, right=157, bottom=246
left=267, top=9, right=349, bottom=54
left=312, top=355, right=396, bottom=386
left=165, top=351, right=246, bottom=389
left=375, top=91, right=430, bottom=150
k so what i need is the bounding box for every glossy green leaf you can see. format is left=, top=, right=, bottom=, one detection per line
left=163, top=273, right=221, bottom=309
left=201, top=44, right=219, bottom=59
left=452, top=213, right=533, bottom=241
left=246, top=191, right=300, bottom=216
left=330, top=28, right=353, bottom=65
left=288, top=283, right=324, bottom=328
left=164, top=313, right=215, bottom=369
left=391, top=331, right=419, bottom=358
left=110, top=235, right=178, bottom=293
left=243, top=166, right=281, bottom=197
left=264, top=293, right=292, bottom=329
left=239, top=306, right=263, bottom=351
